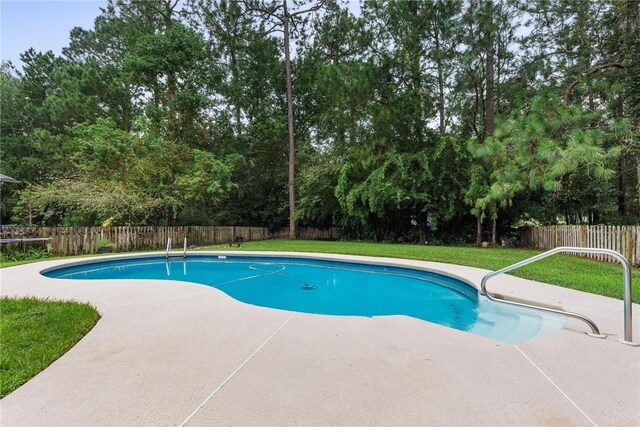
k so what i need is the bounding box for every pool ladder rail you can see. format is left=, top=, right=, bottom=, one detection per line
left=480, top=246, right=638, bottom=346
left=165, top=237, right=187, bottom=259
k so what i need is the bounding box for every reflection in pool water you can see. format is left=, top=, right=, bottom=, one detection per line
left=44, top=255, right=564, bottom=344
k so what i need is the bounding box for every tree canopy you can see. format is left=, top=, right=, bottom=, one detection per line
left=1, top=0, right=639, bottom=243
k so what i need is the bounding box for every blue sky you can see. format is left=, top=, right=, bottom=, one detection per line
left=1, top=0, right=107, bottom=70
left=1, top=0, right=362, bottom=71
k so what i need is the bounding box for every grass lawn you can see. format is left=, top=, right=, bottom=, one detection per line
left=0, top=297, right=100, bottom=397
left=0, top=249, right=149, bottom=269
left=0, top=257, right=55, bottom=269
left=206, top=240, right=640, bottom=304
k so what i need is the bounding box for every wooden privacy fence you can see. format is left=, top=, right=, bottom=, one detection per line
left=0, top=226, right=271, bottom=256
left=299, top=226, right=337, bottom=240
left=0, top=225, right=336, bottom=256
left=271, top=226, right=338, bottom=240
left=522, top=225, right=640, bottom=266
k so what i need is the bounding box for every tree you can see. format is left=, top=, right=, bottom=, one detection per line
left=470, top=90, right=620, bottom=225
left=63, top=4, right=141, bottom=131
left=456, top=0, right=520, bottom=244
left=624, top=0, right=640, bottom=215
left=239, top=0, right=325, bottom=238
left=14, top=118, right=241, bottom=226
left=5, top=0, right=638, bottom=237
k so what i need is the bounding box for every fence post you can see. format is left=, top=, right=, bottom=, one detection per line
left=625, top=227, right=633, bottom=265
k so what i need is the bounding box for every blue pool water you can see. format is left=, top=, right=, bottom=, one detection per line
left=43, top=255, right=564, bottom=344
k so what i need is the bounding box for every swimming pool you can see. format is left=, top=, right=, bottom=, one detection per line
left=43, top=255, right=564, bottom=344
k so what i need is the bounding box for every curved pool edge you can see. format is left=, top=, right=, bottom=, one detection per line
left=37, top=250, right=574, bottom=345
left=37, top=250, right=482, bottom=292
left=16, top=249, right=638, bottom=342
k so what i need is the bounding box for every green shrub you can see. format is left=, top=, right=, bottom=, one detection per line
left=0, top=246, right=51, bottom=263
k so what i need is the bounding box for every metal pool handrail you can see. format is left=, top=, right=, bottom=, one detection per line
left=183, top=237, right=187, bottom=258
left=480, top=246, right=637, bottom=345
left=166, top=237, right=187, bottom=259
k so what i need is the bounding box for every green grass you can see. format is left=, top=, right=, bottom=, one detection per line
left=0, top=258, right=55, bottom=269
left=1, top=255, right=85, bottom=269
left=2, top=239, right=638, bottom=304
left=204, top=240, right=640, bottom=304
left=0, top=297, right=100, bottom=397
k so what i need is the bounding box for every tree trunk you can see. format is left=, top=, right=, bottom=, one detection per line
left=625, top=0, right=639, bottom=120
left=627, top=0, right=639, bottom=63
left=476, top=216, right=482, bottom=246
left=483, top=1, right=495, bottom=138
left=637, top=154, right=640, bottom=216
left=435, top=31, right=446, bottom=134
left=471, top=77, right=481, bottom=140
left=491, top=216, right=497, bottom=245
left=230, top=44, right=242, bottom=138
left=618, top=157, right=627, bottom=214
left=167, top=72, right=177, bottom=141
left=283, top=0, right=296, bottom=239
left=163, top=11, right=177, bottom=142
left=167, top=209, right=175, bottom=227
left=407, top=1, right=423, bottom=146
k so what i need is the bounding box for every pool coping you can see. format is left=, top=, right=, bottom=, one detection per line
left=39, top=250, right=483, bottom=300
left=1, top=250, right=639, bottom=426
left=38, top=250, right=479, bottom=288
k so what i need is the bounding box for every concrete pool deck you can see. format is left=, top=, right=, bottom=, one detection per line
left=1, top=251, right=638, bottom=426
